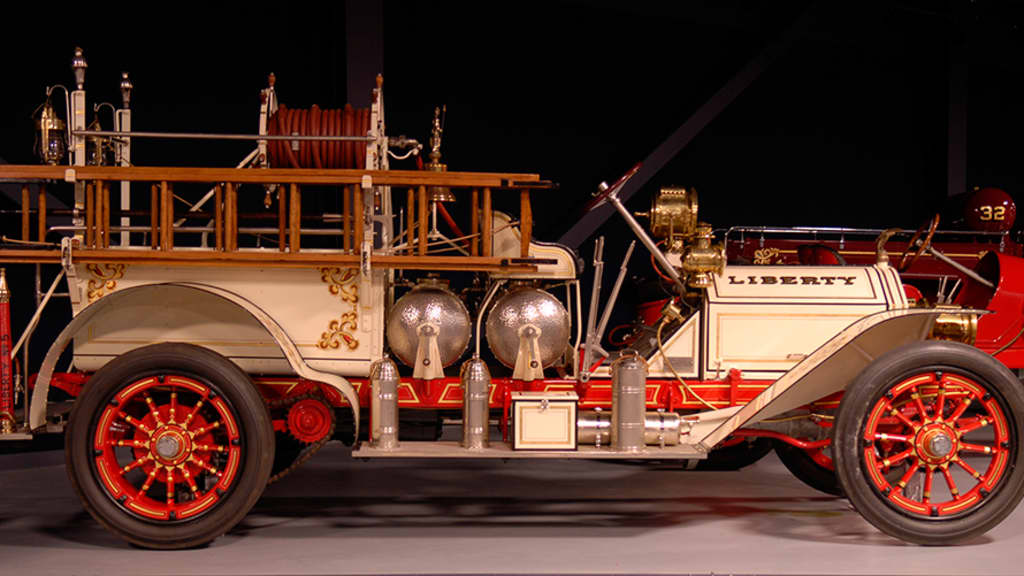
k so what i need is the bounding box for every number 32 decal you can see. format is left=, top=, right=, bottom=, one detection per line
left=979, top=205, right=1006, bottom=221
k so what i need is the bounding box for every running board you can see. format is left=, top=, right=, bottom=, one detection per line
left=352, top=441, right=707, bottom=460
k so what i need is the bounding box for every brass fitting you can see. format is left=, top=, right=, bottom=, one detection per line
left=681, top=224, right=725, bottom=289
left=929, top=308, right=978, bottom=345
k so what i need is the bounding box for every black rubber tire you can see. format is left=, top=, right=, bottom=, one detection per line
left=773, top=440, right=842, bottom=496
left=695, top=437, right=774, bottom=471
left=66, top=343, right=274, bottom=549
left=834, top=341, right=1024, bottom=545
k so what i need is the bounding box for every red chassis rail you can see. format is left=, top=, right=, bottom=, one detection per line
left=49, top=371, right=784, bottom=412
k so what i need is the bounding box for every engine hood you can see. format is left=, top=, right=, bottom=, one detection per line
left=710, top=264, right=907, bottom=308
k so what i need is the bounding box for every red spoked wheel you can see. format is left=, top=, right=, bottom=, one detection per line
left=92, top=375, right=242, bottom=521
left=834, top=341, right=1024, bottom=544
left=67, top=343, right=273, bottom=549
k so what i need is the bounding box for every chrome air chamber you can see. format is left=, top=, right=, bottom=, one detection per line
left=386, top=279, right=471, bottom=368
left=485, top=286, right=569, bottom=369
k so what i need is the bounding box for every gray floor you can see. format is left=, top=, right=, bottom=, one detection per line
left=2, top=442, right=1023, bottom=575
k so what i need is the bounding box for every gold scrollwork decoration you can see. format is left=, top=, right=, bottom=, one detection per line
left=753, top=248, right=781, bottom=265
left=318, top=312, right=359, bottom=350
left=86, top=263, right=126, bottom=302
left=317, top=267, right=360, bottom=350
left=320, top=267, right=359, bottom=302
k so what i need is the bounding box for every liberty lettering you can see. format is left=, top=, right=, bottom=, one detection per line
left=726, top=275, right=857, bottom=286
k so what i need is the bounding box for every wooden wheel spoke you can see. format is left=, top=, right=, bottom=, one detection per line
left=884, top=401, right=919, bottom=430
left=109, top=438, right=148, bottom=449
left=872, top=432, right=911, bottom=443
left=190, top=420, right=221, bottom=438
left=947, top=397, right=972, bottom=424
left=189, top=454, right=220, bottom=477
left=181, top=466, right=200, bottom=494
left=940, top=465, right=961, bottom=497
left=956, top=417, right=991, bottom=436
left=954, top=458, right=983, bottom=481
left=120, top=454, right=152, bottom=475
left=166, top=468, right=175, bottom=505
left=169, top=391, right=178, bottom=424
left=193, top=443, right=227, bottom=453
left=935, top=386, right=946, bottom=420
left=144, top=394, right=164, bottom=426
left=922, top=467, right=934, bottom=504
left=120, top=413, right=153, bottom=436
left=896, top=462, right=919, bottom=491
left=911, top=386, right=931, bottom=422
left=139, top=467, right=159, bottom=497
left=182, top=398, right=206, bottom=428
left=877, top=447, right=915, bottom=470
left=959, top=442, right=997, bottom=455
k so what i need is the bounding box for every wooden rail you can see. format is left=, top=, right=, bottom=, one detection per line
left=0, top=165, right=553, bottom=272
left=0, top=165, right=542, bottom=186
left=0, top=249, right=538, bottom=272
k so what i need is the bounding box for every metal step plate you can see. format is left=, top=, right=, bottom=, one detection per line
left=352, top=441, right=707, bottom=460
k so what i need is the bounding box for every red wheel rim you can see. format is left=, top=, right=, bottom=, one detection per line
left=91, top=375, right=243, bottom=521
left=861, top=371, right=1014, bottom=518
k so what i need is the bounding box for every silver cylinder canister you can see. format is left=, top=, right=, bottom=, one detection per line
left=643, top=411, right=682, bottom=447
left=578, top=410, right=681, bottom=447
left=577, top=409, right=611, bottom=447
left=460, top=356, right=491, bottom=449
left=611, top=351, right=647, bottom=452
left=369, top=356, right=400, bottom=449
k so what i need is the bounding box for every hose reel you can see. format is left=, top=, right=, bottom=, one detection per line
left=267, top=103, right=371, bottom=169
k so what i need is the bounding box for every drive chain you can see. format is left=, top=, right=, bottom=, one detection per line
left=265, top=391, right=336, bottom=485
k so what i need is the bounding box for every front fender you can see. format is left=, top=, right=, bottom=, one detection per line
left=696, top=307, right=980, bottom=450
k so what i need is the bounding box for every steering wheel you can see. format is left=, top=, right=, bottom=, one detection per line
left=583, top=162, right=642, bottom=213
left=897, top=213, right=940, bottom=272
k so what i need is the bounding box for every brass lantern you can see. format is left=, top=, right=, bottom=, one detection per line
left=35, top=92, right=66, bottom=165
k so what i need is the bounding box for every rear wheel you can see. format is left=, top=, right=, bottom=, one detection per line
left=66, top=343, right=274, bottom=549
left=834, top=341, right=1024, bottom=544
left=773, top=440, right=841, bottom=495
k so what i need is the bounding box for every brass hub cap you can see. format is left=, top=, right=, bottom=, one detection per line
left=915, top=423, right=958, bottom=466
left=151, top=427, right=191, bottom=466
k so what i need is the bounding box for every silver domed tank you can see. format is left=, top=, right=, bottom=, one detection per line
left=485, top=286, right=569, bottom=369
left=386, top=279, right=471, bottom=369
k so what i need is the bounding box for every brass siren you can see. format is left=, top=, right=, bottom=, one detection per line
left=426, top=106, right=454, bottom=202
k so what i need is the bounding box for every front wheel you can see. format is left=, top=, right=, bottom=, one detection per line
left=834, top=341, right=1024, bottom=545
left=66, top=343, right=274, bottom=549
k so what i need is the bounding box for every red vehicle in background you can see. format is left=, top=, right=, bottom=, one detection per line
left=724, top=186, right=1024, bottom=367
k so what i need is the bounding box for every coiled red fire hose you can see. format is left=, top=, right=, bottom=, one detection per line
left=268, top=104, right=371, bottom=169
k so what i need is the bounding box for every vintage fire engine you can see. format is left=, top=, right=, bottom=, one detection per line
left=0, top=49, right=1022, bottom=549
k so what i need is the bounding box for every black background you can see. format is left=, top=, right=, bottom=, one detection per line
left=2, top=2, right=1022, bottom=233
left=1, top=0, right=1022, bottom=366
